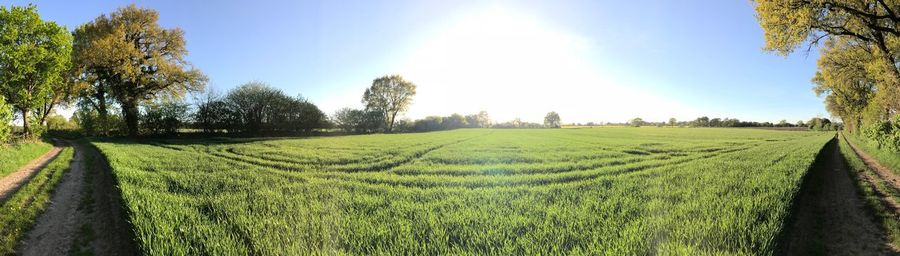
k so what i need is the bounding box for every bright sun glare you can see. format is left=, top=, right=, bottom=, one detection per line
left=399, top=6, right=696, bottom=123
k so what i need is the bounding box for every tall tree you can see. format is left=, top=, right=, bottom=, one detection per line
left=74, top=5, right=206, bottom=136
left=812, top=38, right=878, bottom=132
left=0, top=5, right=72, bottom=137
left=544, top=111, right=561, bottom=128
left=755, top=0, right=900, bottom=121
left=476, top=111, right=491, bottom=128
left=362, top=74, right=416, bottom=132
left=668, top=117, right=677, bottom=127
left=629, top=117, right=645, bottom=127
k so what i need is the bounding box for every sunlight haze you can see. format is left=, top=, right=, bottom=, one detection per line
left=10, top=0, right=827, bottom=124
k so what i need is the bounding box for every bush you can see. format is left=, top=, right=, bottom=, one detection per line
left=142, top=101, right=190, bottom=135
left=861, top=115, right=900, bottom=152
left=195, top=82, right=329, bottom=134
left=0, top=96, right=11, bottom=143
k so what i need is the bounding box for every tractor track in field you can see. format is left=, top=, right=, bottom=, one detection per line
left=777, top=138, right=899, bottom=255
left=17, top=142, right=137, bottom=255
left=0, top=142, right=63, bottom=203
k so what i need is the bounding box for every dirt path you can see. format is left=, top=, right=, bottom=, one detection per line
left=0, top=143, right=63, bottom=202
left=777, top=139, right=898, bottom=255
left=17, top=142, right=137, bottom=255
left=846, top=138, right=900, bottom=193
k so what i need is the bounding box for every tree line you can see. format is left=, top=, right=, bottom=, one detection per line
left=616, top=116, right=840, bottom=130
left=755, top=0, right=900, bottom=151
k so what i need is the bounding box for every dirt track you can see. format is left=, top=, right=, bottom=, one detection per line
left=16, top=142, right=137, bottom=255
left=777, top=139, right=899, bottom=255
left=846, top=138, right=900, bottom=194
left=0, top=144, right=63, bottom=202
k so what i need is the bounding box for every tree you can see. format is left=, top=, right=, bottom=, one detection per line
left=194, top=87, right=228, bottom=133
left=694, top=116, right=710, bottom=127
left=333, top=109, right=383, bottom=133
left=142, top=100, right=189, bottom=135
left=668, top=117, right=677, bottom=127
left=74, top=5, right=207, bottom=136
left=45, top=114, right=74, bottom=130
left=332, top=108, right=358, bottom=133
left=362, top=74, right=416, bottom=133
left=0, top=5, right=72, bottom=137
left=476, top=111, right=491, bottom=128
left=34, top=64, right=83, bottom=130
left=709, top=118, right=722, bottom=127
left=812, top=38, right=879, bottom=132
left=544, top=111, right=561, bottom=128
left=414, top=116, right=444, bottom=132
left=444, top=113, right=467, bottom=129
left=629, top=117, right=645, bottom=127
left=755, top=0, right=900, bottom=131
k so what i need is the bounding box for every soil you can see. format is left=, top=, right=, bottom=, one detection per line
left=776, top=139, right=899, bottom=255
left=0, top=144, right=63, bottom=202
left=16, top=142, right=137, bottom=255
left=846, top=138, right=900, bottom=194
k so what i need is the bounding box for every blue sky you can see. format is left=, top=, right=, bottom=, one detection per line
left=7, top=0, right=826, bottom=123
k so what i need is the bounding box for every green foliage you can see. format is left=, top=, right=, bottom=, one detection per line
left=0, top=147, right=73, bottom=253
left=807, top=117, right=840, bottom=131
left=72, top=103, right=124, bottom=136
left=544, top=111, right=561, bottom=128
left=0, top=4, right=72, bottom=137
left=46, top=114, right=76, bottom=130
left=363, top=74, right=417, bottom=132
left=629, top=117, right=644, bottom=127
left=332, top=107, right=384, bottom=133
left=390, top=111, right=491, bottom=133
left=0, top=95, right=12, bottom=143
left=859, top=115, right=900, bottom=153
left=94, top=128, right=832, bottom=255
left=73, top=4, right=207, bottom=136
left=142, top=101, right=189, bottom=135
left=755, top=1, right=900, bottom=136
left=197, top=82, right=328, bottom=134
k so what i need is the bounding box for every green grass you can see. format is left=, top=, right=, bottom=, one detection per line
left=846, top=133, right=900, bottom=175
left=93, top=128, right=833, bottom=255
left=0, top=142, right=52, bottom=178
left=838, top=133, right=900, bottom=247
left=0, top=147, right=74, bottom=254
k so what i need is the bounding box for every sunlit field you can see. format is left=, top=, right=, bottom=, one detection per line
left=94, top=128, right=832, bottom=255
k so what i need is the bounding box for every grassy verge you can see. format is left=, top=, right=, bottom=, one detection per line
left=0, top=147, right=74, bottom=254
left=845, top=133, right=900, bottom=175
left=838, top=133, right=900, bottom=247
left=0, top=142, right=52, bottom=177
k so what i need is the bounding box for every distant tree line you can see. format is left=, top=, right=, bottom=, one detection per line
left=611, top=116, right=841, bottom=131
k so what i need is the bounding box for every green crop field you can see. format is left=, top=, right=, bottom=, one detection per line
left=93, top=128, right=833, bottom=255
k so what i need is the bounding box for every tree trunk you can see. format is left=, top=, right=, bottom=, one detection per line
left=122, top=100, right=140, bottom=137
left=20, top=107, right=30, bottom=138
left=388, top=112, right=397, bottom=133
